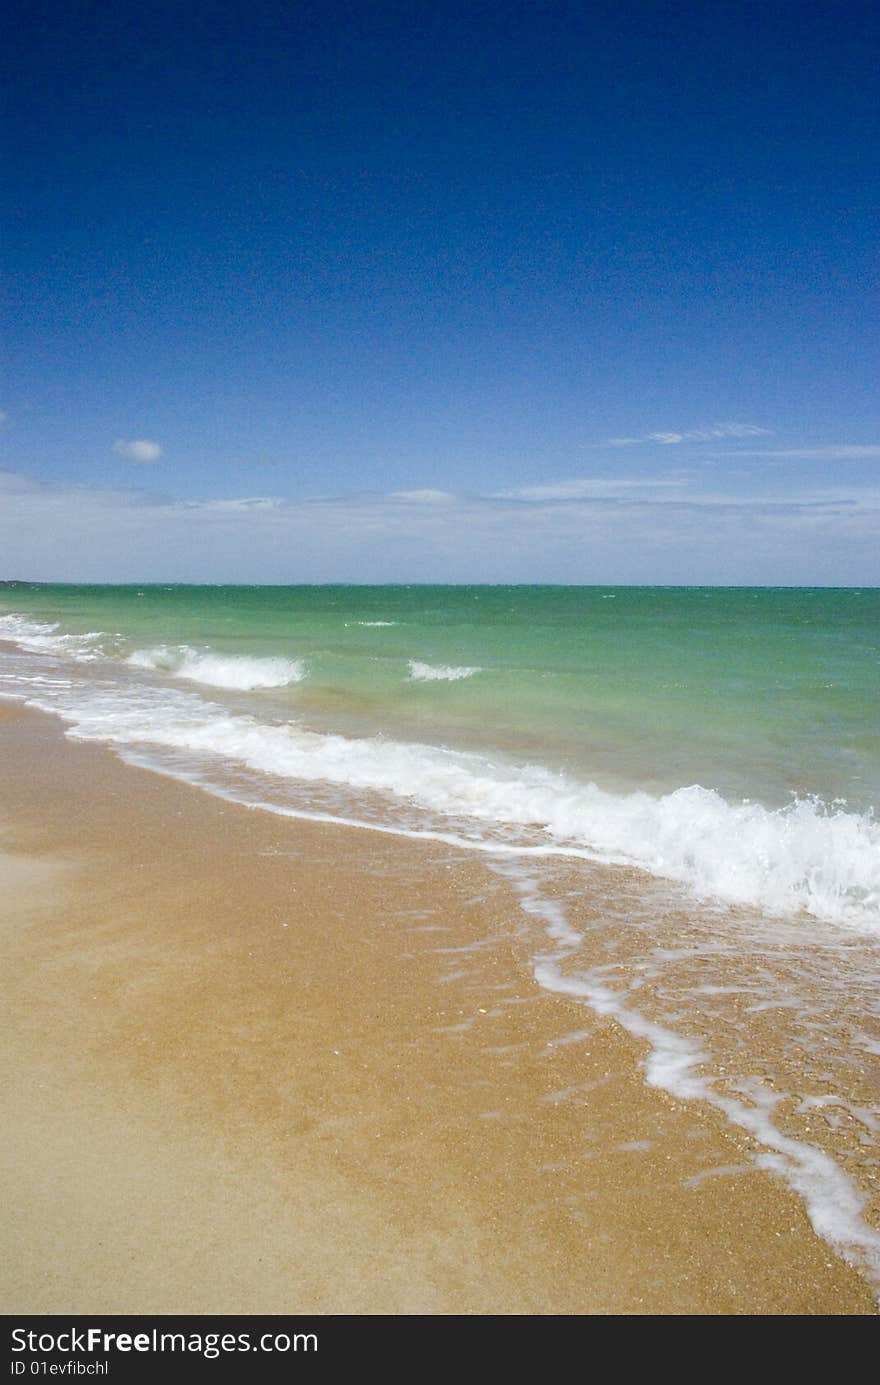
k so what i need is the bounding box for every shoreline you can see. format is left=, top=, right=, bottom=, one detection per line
left=1, top=702, right=876, bottom=1313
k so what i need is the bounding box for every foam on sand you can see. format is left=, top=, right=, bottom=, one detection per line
left=503, top=866, right=880, bottom=1294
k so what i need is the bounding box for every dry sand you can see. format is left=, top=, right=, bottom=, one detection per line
left=1, top=703, right=876, bottom=1313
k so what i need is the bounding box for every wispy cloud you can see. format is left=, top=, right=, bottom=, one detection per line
left=2, top=467, right=878, bottom=585
left=389, top=489, right=457, bottom=503
left=113, top=438, right=163, bottom=463
left=606, top=423, right=771, bottom=447
left=720, top=445, right=880, bottom=461
left=195, top=497, right=283, bottom=512
left=495, top=477, right=687, bottom=501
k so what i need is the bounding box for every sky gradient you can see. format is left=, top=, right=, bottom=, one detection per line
left=2, top=1, right=878, bottom=582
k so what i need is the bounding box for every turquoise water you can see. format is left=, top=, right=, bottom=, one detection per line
left=1, top=582, right=877, bottom=808
left=1, top=583, right=879, bottom=927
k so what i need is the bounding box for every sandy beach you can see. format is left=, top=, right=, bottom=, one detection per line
left=6, top=0, right=878, bottom=1327
left=0, top=701, right=875, bottom=1314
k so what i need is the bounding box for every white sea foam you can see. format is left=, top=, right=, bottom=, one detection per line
left=502, top=866, right=880, bottom=1294
left=2, top=611, right=879, bottom=930
left=127, top=645, right=306, bottom=690
left=3, top=678, right=877, bottom=930
left=408, top=659, right=481, bottom=682
left=350, top=620, right=397, bottom=627
left=0, top=614, right=108, bottom=661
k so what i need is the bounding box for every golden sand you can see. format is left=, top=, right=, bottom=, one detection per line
left=1, top=704, right=875, bottom=1313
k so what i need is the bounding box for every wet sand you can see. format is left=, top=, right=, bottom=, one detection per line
left=1, top=703, right=876, bottom=1313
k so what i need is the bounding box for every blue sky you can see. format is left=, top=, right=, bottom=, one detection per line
left=2, top=0, right=878, bottom=582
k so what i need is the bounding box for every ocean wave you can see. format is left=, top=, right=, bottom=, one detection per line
left=3, top=665, right=876, bottom=930
left=0, top=613, right=109, bottom=662
left=126, top=645, right=306, bottom=690
left=3, top=610, right=879, bottom=929
left=346, top=620, right=397, bottom=627
left=408, top=659, right=481, bottom=682
left=87, top=726, right=880, bottom=929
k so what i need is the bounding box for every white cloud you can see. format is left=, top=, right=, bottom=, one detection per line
left=196, top=497, right=282, bottom=512
left=1, top=467, right=878, bottom=585
left=720, top=445, right=880, bottom=461
left=113, top=438, right=163, bottom=463
left=496, top=477, right=687, bottom=501
left=389, top=489, right=457, bottom=503
left=607, top=423, right=771, bottom=447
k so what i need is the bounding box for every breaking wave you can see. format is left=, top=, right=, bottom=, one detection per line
left=408, top=660, right=481, bottom=682
left=127, top=645, right=306, bottom=690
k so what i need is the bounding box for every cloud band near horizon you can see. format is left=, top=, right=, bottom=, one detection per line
left=1, top=465, right=877, bottom=586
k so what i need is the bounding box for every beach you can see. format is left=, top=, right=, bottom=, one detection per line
left=7, top=0, right=878, bottom=1325
left=2, top=700, right=877, bottom=1314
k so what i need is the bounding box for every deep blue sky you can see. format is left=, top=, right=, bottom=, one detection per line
left=2, top=1, right=878, bottom=581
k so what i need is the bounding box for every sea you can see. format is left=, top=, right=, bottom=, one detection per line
left=1, top=582, right=879, bottom=1288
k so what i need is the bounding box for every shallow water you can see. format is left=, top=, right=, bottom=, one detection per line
left=1, top=583, right=878, bottom=927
